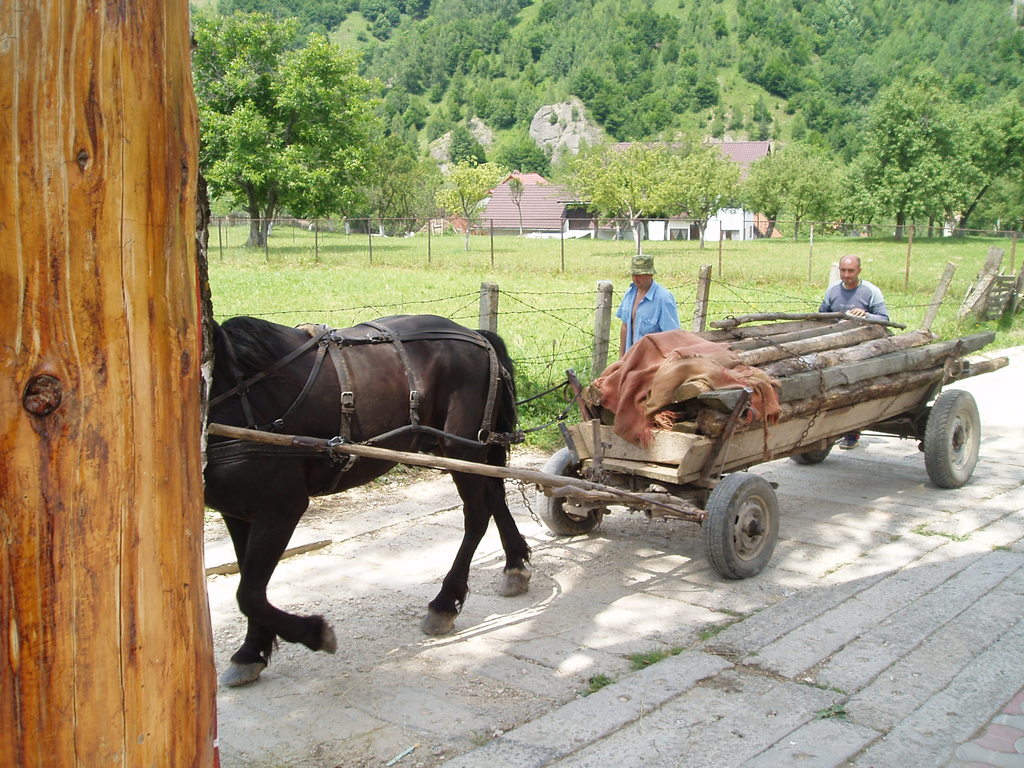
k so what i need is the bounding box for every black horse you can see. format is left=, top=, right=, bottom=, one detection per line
left=205, top=314, right=531, bottom=686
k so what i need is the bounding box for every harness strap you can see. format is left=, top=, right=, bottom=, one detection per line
left=361, top=321, right=423, bottom=428
left=264, top=339, right=331, bottom=431
left=210, top=328, right=329, bottom=409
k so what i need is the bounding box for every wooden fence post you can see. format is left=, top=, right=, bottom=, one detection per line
left=807, top=223, right=814, bottom=281
left=0, top=2, right=216, bottom=765
left=479, top=282, right=499, bottom=333
left=904, top=224, right=914, bottom=290
left=693, top=264, right=712, bottom=332
left=592, top=281, right=613, bottom=376
left=368, top=221, right=373, bottom=264
left=920, top=262, right=958, bottom=332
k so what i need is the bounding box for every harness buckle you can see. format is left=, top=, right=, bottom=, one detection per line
left=409, top=390, right=421, bottom=426
left=341, top=391, right=355, bottom=412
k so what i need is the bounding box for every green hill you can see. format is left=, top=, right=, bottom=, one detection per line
left=210, top=0, right=1023, bottom=159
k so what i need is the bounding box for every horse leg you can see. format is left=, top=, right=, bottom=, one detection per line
left=484, top=476, right=532, bottom=597
left=221, top=495, right=337, bottom=687
left=421, top=471, right=493, bottom=636
left=220, top=516, right=277, bottom=686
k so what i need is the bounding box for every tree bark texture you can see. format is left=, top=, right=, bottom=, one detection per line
left=0, top=2, right=216, bottom=766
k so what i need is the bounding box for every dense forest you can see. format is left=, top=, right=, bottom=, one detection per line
left=212, top=0, right=1023, bottom=156
left=193, top=0, right=1024, bottom=234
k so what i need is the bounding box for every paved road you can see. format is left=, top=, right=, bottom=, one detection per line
left=209, top=347, right=1023, bottom=768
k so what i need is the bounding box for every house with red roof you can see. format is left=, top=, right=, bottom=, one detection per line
left=477, top=142, right=773, bottom=241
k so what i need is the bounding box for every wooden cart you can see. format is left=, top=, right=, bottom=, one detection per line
left=536, top=316, right=1008, bottom=579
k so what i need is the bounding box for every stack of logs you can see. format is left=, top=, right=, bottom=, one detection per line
left=677, top=312, right=1006, bottom=438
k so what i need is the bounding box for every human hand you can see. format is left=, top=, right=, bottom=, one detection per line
left=846, top=308, right=867, bottom=318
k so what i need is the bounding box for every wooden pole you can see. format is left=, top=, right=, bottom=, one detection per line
left=0, top=2, right=216, bottom=766
left=479, top=282, right=499, bottom=333
left=807, top=223, right=814, bottom=281
left=693, top=264, right=712, bottom=332
left=368, top=221, right=374, bottom=264
left=592, top=281, right=613, bottom=377
left=560, top=225, right=565, bottom=272
left=905, top=224, right=914, bottom=290
left=427, top=219, right=432, bottom=264
left=717, top=231, right=724, bottom=276
left=490, top=218, right=494, bottom=267
left=920, top=261, right=957, bottom=332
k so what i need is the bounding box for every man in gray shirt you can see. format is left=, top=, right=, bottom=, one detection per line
left=819, top=255, right=890, bottom=448
left=820, top=254, right=889, bottom=322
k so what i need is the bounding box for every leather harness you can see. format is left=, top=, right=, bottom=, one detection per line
left=208, top=320, right=520, bottom=481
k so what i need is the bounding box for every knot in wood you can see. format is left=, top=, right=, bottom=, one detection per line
left=23, top=375, right=62, bottom=416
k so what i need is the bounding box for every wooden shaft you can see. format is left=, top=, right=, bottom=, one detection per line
left=207, top=424, right=697, bottom=517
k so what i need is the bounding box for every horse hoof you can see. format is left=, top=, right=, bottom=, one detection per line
left=420, top=610, right=457, bottom=636
left=320, top=623, right=338, bottom=654
left=498, top=567, right=531, bottom=597
left=220, top=661, right=267, bottom=688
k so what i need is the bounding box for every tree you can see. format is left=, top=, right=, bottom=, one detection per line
left=192, top=12, right=379, bottom=247
left=952, top=99, right=1024, bottom=232
left=361, top=136, right=443, bottom=234
left=671, top=145, right=741, bottom=248
left=449, top=123, right=487, bottom=165
left=744, top=143, right=839, bottom=239
left=565, top=142, right=684, bottom=251
left=857, top=73, right=966, bottom=239
left=435, top=161, right=507, bottom=250
left=492, top=131, right=550, bottom=176
left=508, top=176, right=525, bottom=234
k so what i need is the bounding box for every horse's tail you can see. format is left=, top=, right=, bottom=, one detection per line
left=478, top=330, right=519, bottom=442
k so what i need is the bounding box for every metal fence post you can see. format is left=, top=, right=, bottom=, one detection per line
left=693, top=264, right=712, bottom=332
left=368, top=220, right=373, bottom=264
left=592, top=280, right=613, bottom=376
left=479, top=282, right=499, bottom=333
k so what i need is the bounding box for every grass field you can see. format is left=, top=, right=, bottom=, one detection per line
left=207, top=222, right=1022, bottom=445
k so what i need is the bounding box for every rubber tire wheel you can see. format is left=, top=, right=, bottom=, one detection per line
left=924, top=389, right=981, bottom=489
left=702, top=473, right=779, bottom=579
left=538, top=448, right=601, bottom=535
left=790, top=443, right=834, bottom=465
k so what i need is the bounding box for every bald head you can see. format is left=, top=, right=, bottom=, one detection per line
left=839, top=255, right=862, bottom=289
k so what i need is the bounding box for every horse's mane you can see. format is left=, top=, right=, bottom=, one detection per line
left=217, top=316, right=297, bottom=373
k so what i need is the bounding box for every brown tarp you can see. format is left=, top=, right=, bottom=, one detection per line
left=593, top=330, right=780, bottom=446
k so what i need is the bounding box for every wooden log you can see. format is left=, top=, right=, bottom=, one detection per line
left=711, top=311, right=906, bottom=330
left=697, top=368, right=942, bottom=436
left=724, top=319, right=862, bottom=351
left=759, top=329, right=934, bottom=377
left=958, top=246, right=1004, bottom=321
left=920, top=261, right=957, bottom=332
left=698, top=332, right=995, bottom=412
left=697, top=317, right=845, bottom=343
left=1, top=2, right=216, bottom=766
left=737, top=323, right=889, bottom=366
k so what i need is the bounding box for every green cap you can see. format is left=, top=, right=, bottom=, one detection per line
left=630, top=253, right=656, bottom=275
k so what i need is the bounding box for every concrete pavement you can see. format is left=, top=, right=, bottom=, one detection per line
left=209, top=347, right=1023, bottom=768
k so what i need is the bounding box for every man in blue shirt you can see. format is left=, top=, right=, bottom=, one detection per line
left=819, top=254, right=890, bottom=448
left=616, top=253, right=680, bottom=357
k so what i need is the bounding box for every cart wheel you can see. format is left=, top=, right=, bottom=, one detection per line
left=924, top=389, right=981, bottom=489
left=702, top=473, right=779, bottom=579
left=538, top=448, right=602, bottom=535
left=790, top=443, right=834, bottom=465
